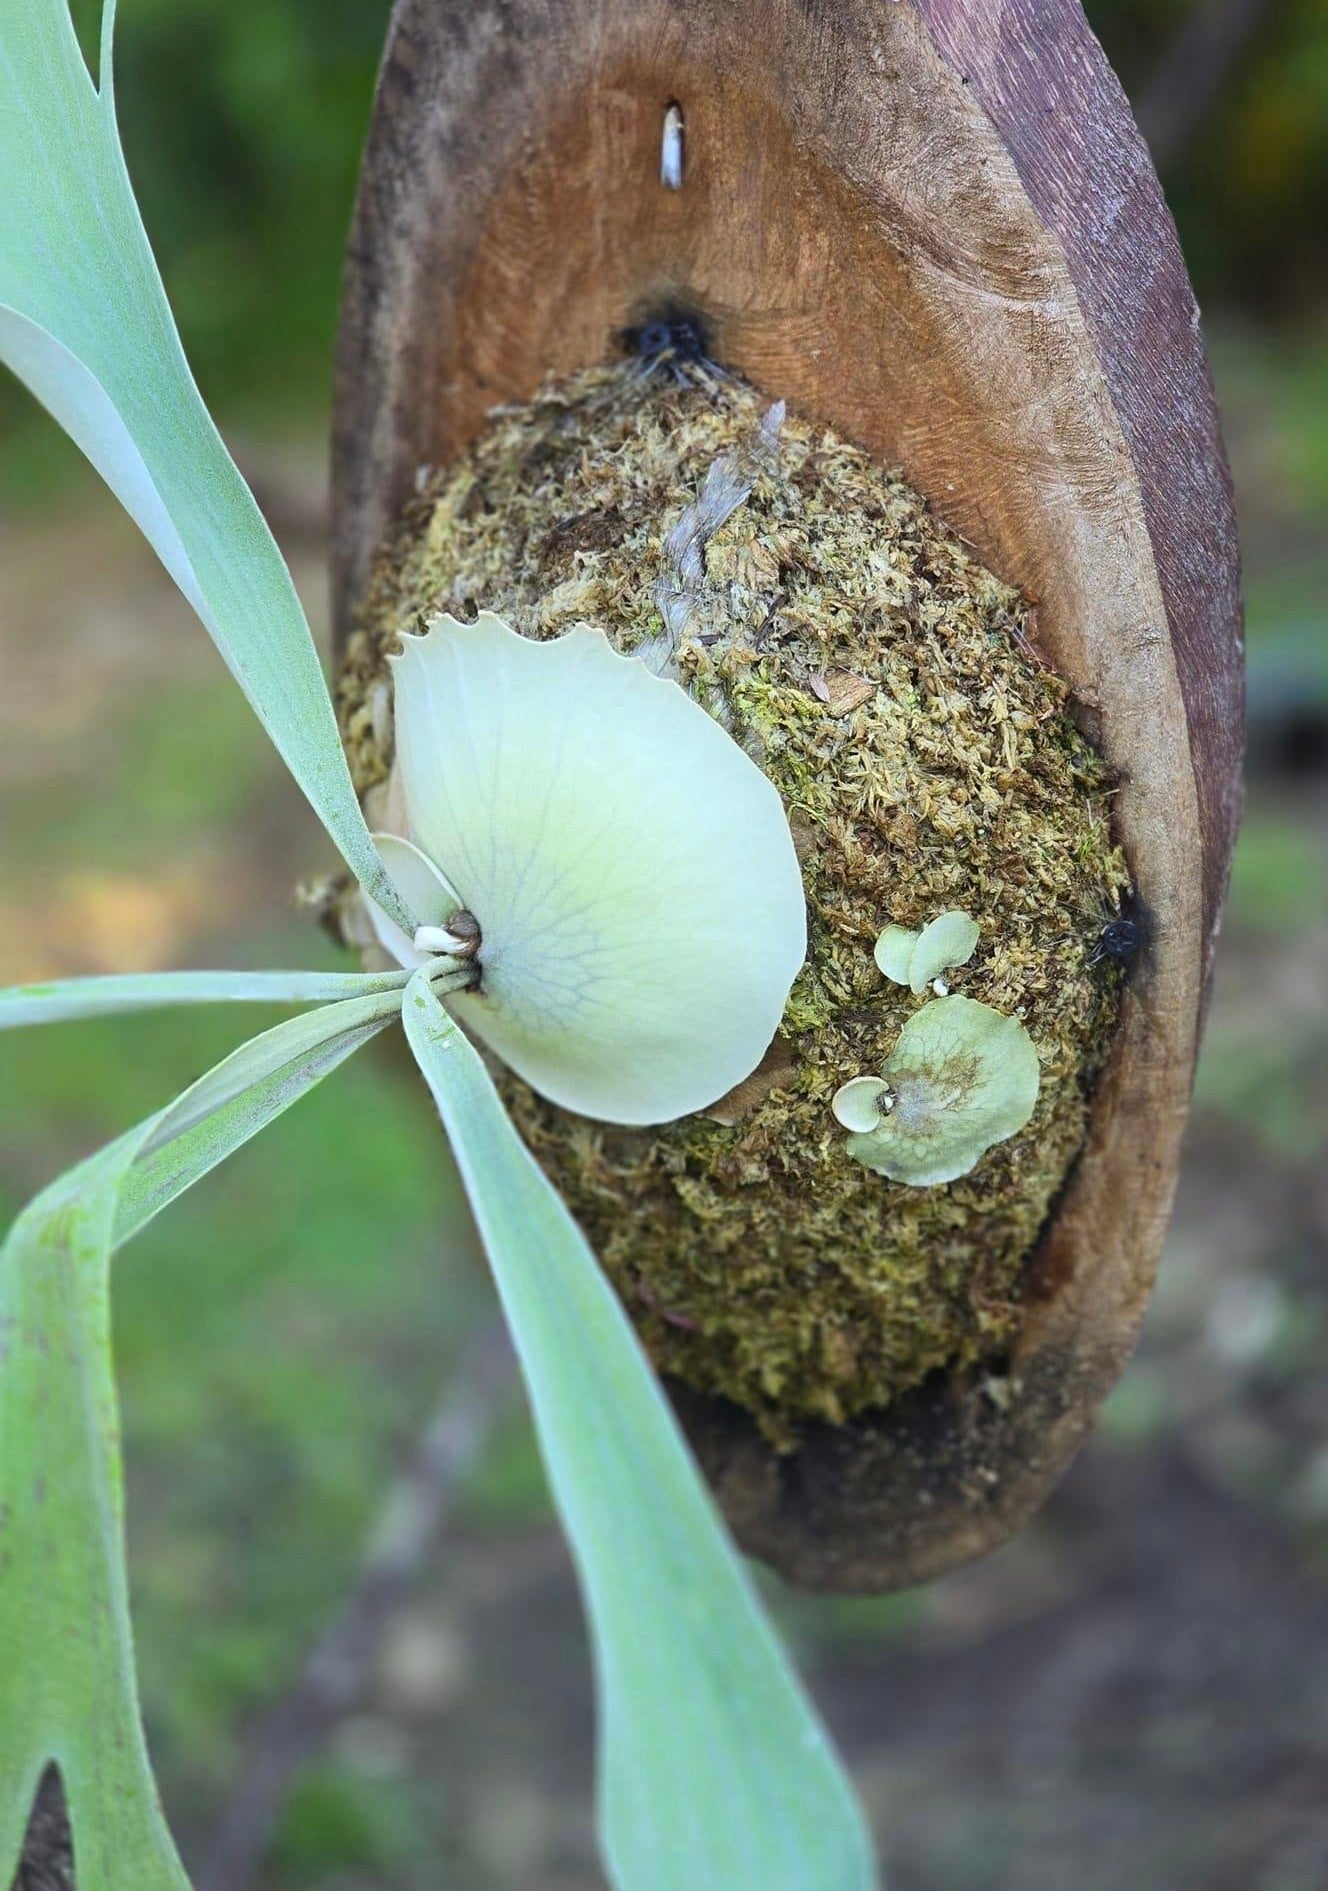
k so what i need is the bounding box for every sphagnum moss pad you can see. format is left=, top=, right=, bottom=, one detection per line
left=337, top=362, right=1130, bottom=1437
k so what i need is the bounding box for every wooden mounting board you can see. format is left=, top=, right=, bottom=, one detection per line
left=333, top=0, right=1243, bottom=1591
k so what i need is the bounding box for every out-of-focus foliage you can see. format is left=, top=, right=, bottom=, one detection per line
left=4, top=0, right=392, bottom=498
left=75, top=0, right=392, bottom=401
left=4, top=0, right=1321, bottom=484
left=1091, top=0, right=1328, bottom=311
left=1, top=0, right=408, bottom=925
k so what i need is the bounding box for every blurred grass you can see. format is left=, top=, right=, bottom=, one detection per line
left=273, top=1764, right=431, bottom=1881
left=5, top=677, right=265, bottom=870
left=0, top=996, right=491, bottom=1805
left=6, top=0, right=1328, bottom=513
left=1226, top=810, right=1327, bottom=931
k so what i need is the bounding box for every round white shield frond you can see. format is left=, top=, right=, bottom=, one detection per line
left=831, top=1076, right=894, bottom=1134
left=383, top=612, right=807, bottom=1125
left=873, top=911, right=980, bottom=993
left=906, top=911, right=980, bottom=993
left=872, top=925, right=918, bottom=985
left=843, top=995, right=1040, bottom=1186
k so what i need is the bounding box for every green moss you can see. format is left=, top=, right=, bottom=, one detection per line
left=336, top=362, right=1129, bottom=1438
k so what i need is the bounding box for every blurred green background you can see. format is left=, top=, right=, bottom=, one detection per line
left=1, top=3, right=1326, bottom=1887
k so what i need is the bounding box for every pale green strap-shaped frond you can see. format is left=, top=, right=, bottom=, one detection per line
left=0, top=990, right=401, bottom=1888
left=401, top=970, right=878, bottom=1891
left=0, top=1, right=412, bottom=931
left=0, top=966, right=409, bottom=1030
left=116, top=986, right=405, bottom=1243
left=0, top=1126, right=189, bottom=1891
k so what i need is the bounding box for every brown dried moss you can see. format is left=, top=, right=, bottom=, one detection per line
left=336, top=362, right=1129, bottom=1440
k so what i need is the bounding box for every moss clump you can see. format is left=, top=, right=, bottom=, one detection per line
left=337, top=361, right=1129, bottom=1438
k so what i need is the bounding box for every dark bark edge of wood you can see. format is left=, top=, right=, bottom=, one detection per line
left=331, top=0, right=1243, bottom=1592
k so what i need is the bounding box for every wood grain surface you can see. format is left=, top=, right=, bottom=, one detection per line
left=332, top=0, right=1243, bottom=1590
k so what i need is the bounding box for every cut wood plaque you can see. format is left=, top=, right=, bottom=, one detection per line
left=333, top=0, right=1243, bottom=1591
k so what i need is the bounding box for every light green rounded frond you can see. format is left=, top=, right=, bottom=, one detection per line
left=907, top=910, right=980, bottom=993
left=388, top=612, right=807, bottom=1125
left=845, top=994, right=1039, bottom=1186
left=831, top=1075, right=893, bottom=1133
left=364, top=832, right=466, bottom=969
left=873, top=924, right=918, bottom=985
